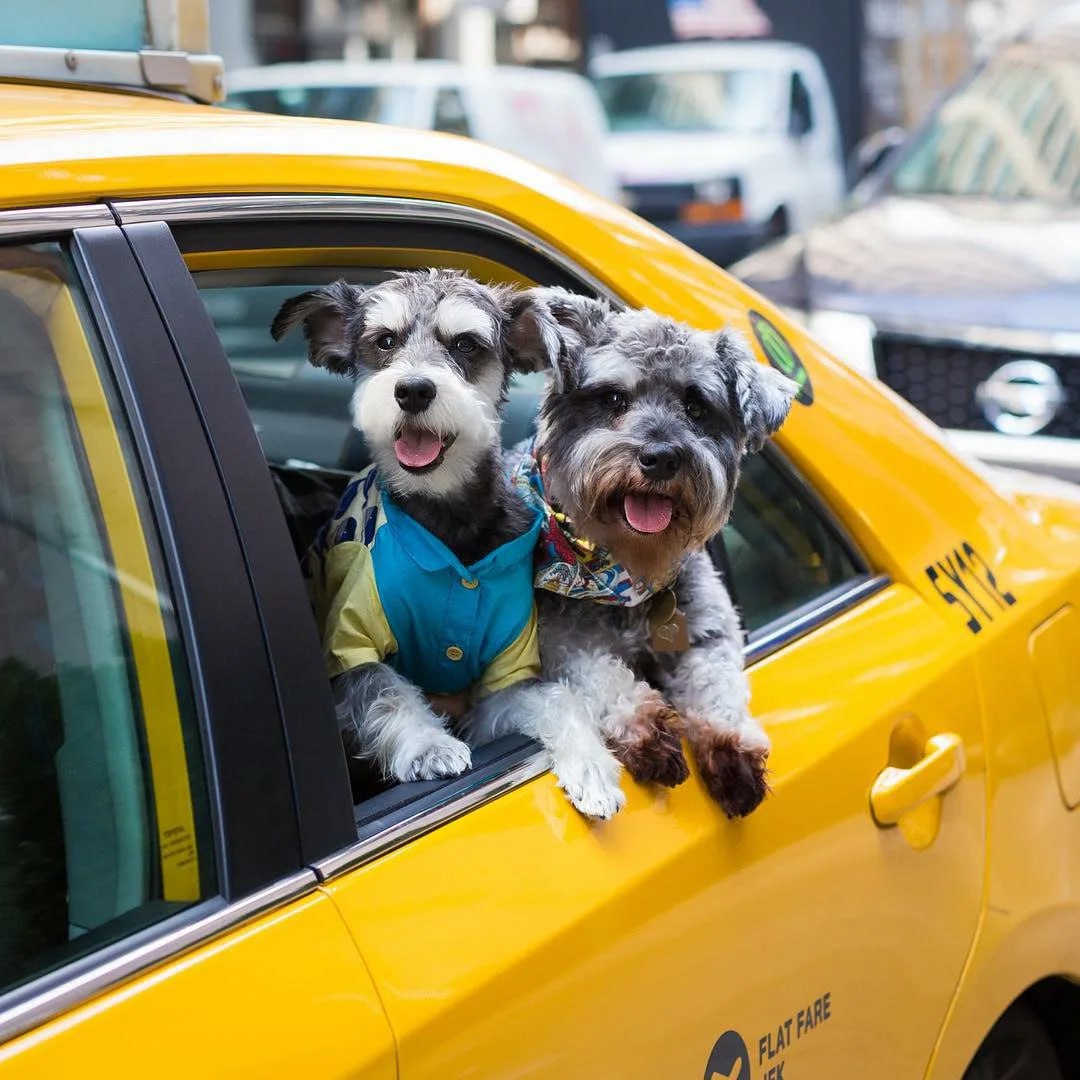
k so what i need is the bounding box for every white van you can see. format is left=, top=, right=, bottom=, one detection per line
left=226, top=59, right=618, bottom=200
left=591, top=41, right=845, bottom=264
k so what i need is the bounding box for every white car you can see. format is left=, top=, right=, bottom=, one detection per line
left=226, top=59, right=618, bottom=201
left=591, top=40, right=846, bottom=264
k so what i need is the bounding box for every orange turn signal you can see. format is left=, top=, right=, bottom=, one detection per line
left=679, top=199, right=744, bottom=225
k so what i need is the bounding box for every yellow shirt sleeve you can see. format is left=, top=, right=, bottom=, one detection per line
left=311, top=541, right=397, bottom=678
left=475, top=607, right=541, bottom=698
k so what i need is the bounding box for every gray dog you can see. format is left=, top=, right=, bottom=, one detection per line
left=272, top=270, right=575, bottom=783
left=464, top=289, right=798, bottom=819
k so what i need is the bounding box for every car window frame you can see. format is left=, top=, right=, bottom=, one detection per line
left=111, top=193, right=889, bottom=881
left=0, top=211, right=316, bottom=1046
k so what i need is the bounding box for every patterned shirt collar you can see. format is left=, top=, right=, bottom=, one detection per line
left=511, top=443, right=679, bottom=607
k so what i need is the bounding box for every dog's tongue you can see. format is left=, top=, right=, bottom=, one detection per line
left=394, top=430, right=443, bottom=468
left=623, top=493, right=673, bottom=534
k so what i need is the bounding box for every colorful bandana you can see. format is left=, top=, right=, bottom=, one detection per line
left=511, top=443, right=663, bottom=607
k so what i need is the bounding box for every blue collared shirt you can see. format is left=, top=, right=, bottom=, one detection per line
left=308, top=465, right=543, bottom=696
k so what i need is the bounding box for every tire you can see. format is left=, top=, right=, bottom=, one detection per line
left=963, top=1003, right=1064, bottom=1080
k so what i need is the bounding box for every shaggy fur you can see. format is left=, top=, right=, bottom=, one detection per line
left=485, top=289, right=797, bottom=818
left=272, top=270, right=563, bottom=783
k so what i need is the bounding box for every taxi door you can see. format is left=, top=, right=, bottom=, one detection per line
left=133, top=203, right=986, bottom=1079
left=320, top=453, right=986, bottom=1080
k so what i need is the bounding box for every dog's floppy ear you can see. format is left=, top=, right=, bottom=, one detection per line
left=271, top=280, right=366, bottom=376
left=504, top=292, right=563, bottom=374
left=506, top=287, right=611, bottom=389
left=720, top=329, right=799, bottom=452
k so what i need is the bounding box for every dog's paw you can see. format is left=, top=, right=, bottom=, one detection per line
left=555, top=755, right=626, bottom=820
left=688, top=728, right=769, bottom=819
left=394, top=730, right=472, bottom=782
left=613, top=699, right=689, bottom=788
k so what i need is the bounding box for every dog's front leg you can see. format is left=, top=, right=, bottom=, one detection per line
left=462, top=680, right=626, bottom=820
left=660, top=551, right=770, bottom=818
left=552, top=647, right=689, bottom=789
left=333, top=663, right=472, bottom=782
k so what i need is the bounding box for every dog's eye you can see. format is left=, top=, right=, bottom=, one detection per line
left=606, top=389, right=629, bottom=412
left=684, top=391, right=707, bottom=422
left=376, top=332, right=397, bottom=351
left=453, top=335, right=478, bottom=355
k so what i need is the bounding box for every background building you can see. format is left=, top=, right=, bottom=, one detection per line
left=210, top=0, right=1077, bottom=151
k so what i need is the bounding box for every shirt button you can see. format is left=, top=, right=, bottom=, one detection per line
left=445, top=645, right=464, bottom=662
left=461, top=577, right=479, bottom=590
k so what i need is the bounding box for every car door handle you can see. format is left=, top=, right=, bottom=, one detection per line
left=870, top=733, right=965, bottom=827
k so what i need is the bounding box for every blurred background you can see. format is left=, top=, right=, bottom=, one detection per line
left=212, top=0, right=1061, bottom=159
left=212, top=0, right=1080, bottom=485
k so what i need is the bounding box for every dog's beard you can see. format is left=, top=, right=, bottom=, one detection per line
left=541, top=430, right=731, bottom=587
left=354, top=362, right=500, bottom=498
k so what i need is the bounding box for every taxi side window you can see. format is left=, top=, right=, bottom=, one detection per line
left=0, top=245, right=214, bottom=999
left=719, top=451, right=861, bottom=633
left=191, top=262, right=862, bottom=639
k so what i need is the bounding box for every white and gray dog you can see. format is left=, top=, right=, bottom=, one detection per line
left=465, top=289, right=799, bottom=819
left=272, top=269, right=573, bottom=783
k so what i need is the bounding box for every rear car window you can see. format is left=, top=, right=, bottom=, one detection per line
left=718, top=452, right=862, bottom=633
left=0, top=244, right=214, bottom=997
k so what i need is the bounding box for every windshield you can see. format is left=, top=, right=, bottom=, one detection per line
left=594, top=69, right=781, bottom=134
left=890, top=47, right=1080, bottom=204
left=226, top=85, right=417, bottom=126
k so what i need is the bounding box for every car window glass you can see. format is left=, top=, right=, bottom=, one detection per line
left=226, top=84, right=417, bottom=126
left=719, top=452, right=861, bottom=633
left=790, top=72, right=814, bottom=136
left=0, top=245, right=214, bottom=998
left=433, top=87, right=471, bottom=136
left=891, top=49, right=1080, bottom=203
left=595, top=68, right=783, bottom=135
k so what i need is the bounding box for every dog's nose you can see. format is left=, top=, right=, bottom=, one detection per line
left=637, top=443, right=683, bottom=482
left=394, top=377, right=437, bottom=414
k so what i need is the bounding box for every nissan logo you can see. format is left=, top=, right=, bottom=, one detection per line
left=975, top=359, right=1066, bottom=436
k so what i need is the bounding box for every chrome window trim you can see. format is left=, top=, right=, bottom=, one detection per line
left=110, top=194, right=620, bottom=302
left=0, top=204, right=114, bottom=239
left=0, top=870, right=317, bottom=1047
left=315, top=753, right=551, bottom=880
left=744, top=574, right=891, bottom=665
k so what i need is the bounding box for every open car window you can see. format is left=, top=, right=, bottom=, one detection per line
left=194, top=263, right=867, bottom=636
left=176, top=218, right=873, bottom=846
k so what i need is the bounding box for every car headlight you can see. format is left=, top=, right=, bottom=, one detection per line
left=805, top=310, right=877, bottom=378
left=694, top=177, right=738, bottom=204
left=680, top=176, right=743, bottom=225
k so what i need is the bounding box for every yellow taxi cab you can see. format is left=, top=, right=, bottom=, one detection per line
left=1, top=6, right=1079, bottom=1079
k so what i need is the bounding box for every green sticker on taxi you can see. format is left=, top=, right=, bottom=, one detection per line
left=749, top=311, right=813, bottom=405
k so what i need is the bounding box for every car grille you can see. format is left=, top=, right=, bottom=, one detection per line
left=874, top=332, right=1080, bottom=437
left=622, top=182, right=695, bottom=223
